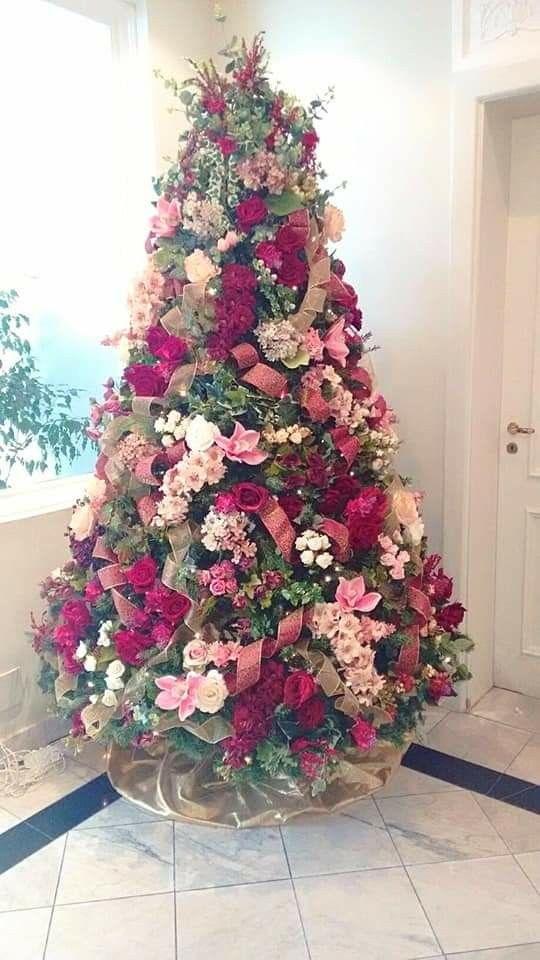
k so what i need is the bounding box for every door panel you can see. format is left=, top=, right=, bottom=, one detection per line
left=495, top=114, right=540, bottom=697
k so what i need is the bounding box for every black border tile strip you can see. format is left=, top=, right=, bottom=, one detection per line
left=0, top=774, right=118, bottom=874
left=404, top=743, right=540, bottom=814
left=0, top=744, right=538, bottom=875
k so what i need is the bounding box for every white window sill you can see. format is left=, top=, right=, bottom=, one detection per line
left=0, top=474, right=91, bottom=524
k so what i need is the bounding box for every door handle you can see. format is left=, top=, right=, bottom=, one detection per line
left=507, top=421, right=536, bottom=436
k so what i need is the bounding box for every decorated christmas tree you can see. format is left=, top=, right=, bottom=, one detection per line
left=33, top=36, right=471, bottom=825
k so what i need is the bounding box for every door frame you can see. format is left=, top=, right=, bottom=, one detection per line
left=446, top=58, right=540, bottom=707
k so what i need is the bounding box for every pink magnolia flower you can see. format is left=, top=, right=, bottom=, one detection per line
left=323, top=318, right=349, bottom=367
left=215, top=422, right=268, bottom=465
left=155, top=673, right=202, bottom=721
left=150, top=196, right=182, bottom=238
left=335, top=576, right=381, bottom=614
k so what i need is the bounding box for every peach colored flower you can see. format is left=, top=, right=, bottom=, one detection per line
left=184, top=248, right=219, bottom=284
left=195, top=670, right=228, bottom=714
left=217, top=230, right=240, bottom=252
left=393, top=489, right=419, bottom=527
left=323, top=204, right=345, bottom=243
left=86, top=476, right=107, bottom=511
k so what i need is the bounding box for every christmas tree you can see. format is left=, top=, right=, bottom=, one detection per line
left=33, top=36, right=471, bottom=825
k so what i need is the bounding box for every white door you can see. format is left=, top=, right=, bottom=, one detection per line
left=495, top=114, right=540, bottom=697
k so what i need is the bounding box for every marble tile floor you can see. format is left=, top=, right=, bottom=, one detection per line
left=0, top=690, right=539, bottom=959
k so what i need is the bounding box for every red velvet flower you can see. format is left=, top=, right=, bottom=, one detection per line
left=427, top=673, right=454, bottom=704
left=436, top=602, right=466, bottom=632
left=345, top=486, right=388, bottom=551
left=275, top=224, right=305, bottom=253
left=277, top=253, right=308, bottom=288
left=235, top=196, right=268, bottom=231
left=295, top=696, right=326, bottom=730
left=61, top=599, right=91, bottom=632
left=124, top=363, right=166, bottom=397
left=217, top=135, right=237, bottom=156
left=283, top=670, right=317, bottom=709
left=125, top=556, right=157, bottom=593
left=254, top=241, right=282, bottom=270
left=231, top=482, right=269, bottom=512
left=350, top=717, right=377, bottom=751
left=114, top=628, right=154, bottom=666
left=53, top=623, right=78, bottom=652
left=278, top=494, right=304, bottom=520
left=147, top=327, right=188, bottom=363
left=221, top=263, right=258, bottom=293
left=320, top=475, right=361, bottom=516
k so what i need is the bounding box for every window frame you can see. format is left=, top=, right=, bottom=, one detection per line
left=0, top=0, right=151, bottom=524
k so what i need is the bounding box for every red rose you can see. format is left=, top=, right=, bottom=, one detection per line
left=126, top=556, right=157, bottom=593
left=436, top=602, right=466, bottom=632
left=350, top=718, right=377, bottom=751
left=275, top=224, right=305, bottom=253
left=283, top=670, right=317, bottom=709
left=235, top=196, right=268, bottom=231
left=151, top=621, right=173, bottom=647
left=147, top=327, right=188, bottom=363
left=61, top=599, right=91, bottom=632
left=277, top=253, right=308, bottom=288
left=160, top=590, right=192, bottom=624
left=221, top=263, right=258, bottom=292
left=124, top=363, right=166, bottom=397
left=217, top=135, right=237, bottom=156
left=278, top=494, right=304, bottom=520
left=114, top=628, right=154, bottom=666
left=254, top=241, right=282, bottom=270
left=231, top=482, right=269, bottom=513
left=295, top=696, right=326, bottom=730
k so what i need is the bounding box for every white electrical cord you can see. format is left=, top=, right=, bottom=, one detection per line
left=0, top=742, right=66, bottom=797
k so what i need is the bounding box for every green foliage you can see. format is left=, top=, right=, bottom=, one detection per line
left=0, top=290, right=91, bottom=488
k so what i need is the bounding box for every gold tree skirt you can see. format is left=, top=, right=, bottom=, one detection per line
left=108, top=739, right=407, bottom=828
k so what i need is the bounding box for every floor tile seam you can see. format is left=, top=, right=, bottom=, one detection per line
left=278, top=826, right=313, bottom=960
left=42, top=832, right=68, bottom=960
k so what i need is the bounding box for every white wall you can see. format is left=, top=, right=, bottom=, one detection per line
left=147, top=0, right=452, bottom=549
left=0, top=509, right=71, bottom=742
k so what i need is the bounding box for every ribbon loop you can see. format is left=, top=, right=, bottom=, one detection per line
left=230, top=344, right=288, bottom=399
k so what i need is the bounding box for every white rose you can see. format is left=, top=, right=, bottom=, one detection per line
left=295, top=535, right=308, bottom=551
left=319, top=535, right=331, bottom=550
left=316, top=552, right=333, bottom=569
left=161, top=434, right=175, bottom=447
left=407, top=518, right=425, bottom=546
left=106, top=660, right=125, bottom=690
left=195, top=670, right=228, bottom=714
left=183, top=638, right=210, bottom=671
left=300, top=549, right=315, bottom=566
left=155, top=417, right=166, bottom=433
left=185, top=414, right=219, bottom=452
left=84, top=655, right=97, bottom=672
left=173, top=426, right=185, bottom=441
left=86, top=475, right=107, bottom=508
left=75, top=641, right=87, bottom=660
left=306, top=534, right=323, bottom=551
left=169, top=410, right=182, bottom=424
left=102, top=689, right=119, bottom=708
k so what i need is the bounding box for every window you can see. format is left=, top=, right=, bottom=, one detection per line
left=0, top=0, right=150, bottom=514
